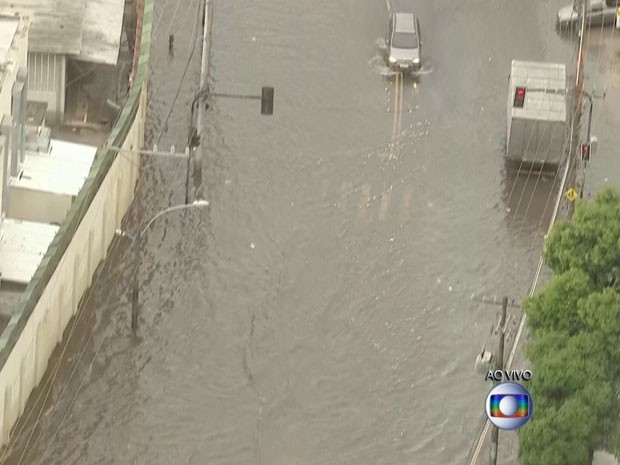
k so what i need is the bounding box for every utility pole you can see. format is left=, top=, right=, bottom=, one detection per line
left=489, top=297, right=508, bottom=465
left=471, top=294, right=518, bottom=465
left=193, top=0, right=210, bottom=200
left=569, top=0, right=589, bottom=217
left=131, top=227, right=141, bottom=333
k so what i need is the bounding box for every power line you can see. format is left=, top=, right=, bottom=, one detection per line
left=150, top=0, right=203, bottom=206
left=153, top=0, right=202, bottom=146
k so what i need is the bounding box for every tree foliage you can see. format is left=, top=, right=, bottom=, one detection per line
left=520, top=188, right=620, bottom=463
left=523, top=268, right=591, bottom=336
left=525, top=331, right=607, bottom=403
left=520, top=400, right=594, bottom=465
left=544, top=188, right=620, bottom=288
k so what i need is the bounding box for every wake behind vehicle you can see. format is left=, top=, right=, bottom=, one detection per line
left=386, top=12, right=422, bottom=72
left=556, top=0, right=619, bottom=30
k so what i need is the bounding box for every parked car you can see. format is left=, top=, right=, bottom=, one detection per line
left=556, top=0, right=619, bottom=30
left=386, top=12, right=422, bottom=72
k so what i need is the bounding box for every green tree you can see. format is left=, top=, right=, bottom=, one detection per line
left=577, top=287, right=620, bottom=380
left=526, top=331, right=607, bottom=404
left=520, top=385, right=614, bottom=465
left=523, top=268, right=592, bottom=336
left=544, top=188, right=620, bottom=288
left=520, top=401, right=593, bottom=465
left=604, top=420, right=620, bottom=460
left=520, top=188, right=620, bottom=463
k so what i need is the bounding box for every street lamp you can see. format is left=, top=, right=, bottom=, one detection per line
left=116, top=199, right=210, bottom=335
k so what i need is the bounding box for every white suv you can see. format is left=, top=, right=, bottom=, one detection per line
left=387, top=12, right=422, bottom=72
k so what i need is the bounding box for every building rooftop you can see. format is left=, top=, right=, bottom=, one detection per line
left=0, top=0, right=85, bottom=56
left=11, top=139, right=96, bottom=196
left=510, top=60, right=567, bottom=122
left=0, top=15, right=18, bottom=64
left=79, top=0, right=125, bottom=65
left=0, top=14, right=25, bottom=93
left=0, top=0, right=125, bottom=65
left=0, top=218, right=59, bottom=285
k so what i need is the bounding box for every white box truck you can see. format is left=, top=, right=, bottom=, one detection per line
left=506, top=60, right=568, bottom=166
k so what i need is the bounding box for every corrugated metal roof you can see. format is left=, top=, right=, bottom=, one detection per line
left=0, top=0, right=86, bottom=55
left=0, top=218, right=59, bottom=285
left=12, top=139, right=96, bottom=196
left=510, top=60, right=567, bottom=122
left=78, top=0, right=125, bottom=65
left=0, top=16, right=18, bottom=65
left=515, top=93, right=566, bottom=121
left=0, top=15, right=19, bottom=88
left=510, top=60, right=566, bottom=90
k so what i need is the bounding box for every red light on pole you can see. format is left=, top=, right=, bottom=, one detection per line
left=514, top=87, right=526, bottom=108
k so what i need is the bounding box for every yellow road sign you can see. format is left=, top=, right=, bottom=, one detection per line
left=566, top=188, right=578, bottom=202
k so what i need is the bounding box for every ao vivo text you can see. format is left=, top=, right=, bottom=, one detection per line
left=485, top=369, right=532, bottom=382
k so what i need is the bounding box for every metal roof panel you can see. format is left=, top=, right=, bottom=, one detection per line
left=0, top=218, right=59, bottom=284
left=0, top=0, right=86, bottom=55
left=77, top=0, right=125, bottom=65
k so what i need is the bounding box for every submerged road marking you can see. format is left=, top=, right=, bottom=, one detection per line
left=338, top=181, right=352, bottom=211
left=358, top=184, right=371, bottom=222
left=390, top=72, right=403, bottom=160
left=378, top=188, right=392, bottom=221
left=400, top=184, right=413, bottom=222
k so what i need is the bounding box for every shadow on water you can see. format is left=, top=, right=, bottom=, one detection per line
left=500, top=158, right=561, bottom=243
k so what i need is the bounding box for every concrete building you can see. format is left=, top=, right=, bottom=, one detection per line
left=0, top=0, right=126, bottom=124
left=0, top=12, right=96, bottom=297
left=0, top=0, right=147, bottom=448
left=7, top=138, right=97, bottom=226
left=0, top=14, right=28, bottom=124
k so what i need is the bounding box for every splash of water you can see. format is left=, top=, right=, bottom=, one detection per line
left=368, top=55, right=435, bottom=78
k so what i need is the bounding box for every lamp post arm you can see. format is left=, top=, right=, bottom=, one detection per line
left=140, top=203, right=204, bottom=237
left=210, top=92, right=261, bottom=100
left=130, top=200, right=208, bottom=335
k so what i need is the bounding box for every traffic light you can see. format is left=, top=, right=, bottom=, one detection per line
left=581, top=143, right=591, bottom=161
left=261, top=86, right=274, bottom=115
left=513, top=87, right=526, bottom=108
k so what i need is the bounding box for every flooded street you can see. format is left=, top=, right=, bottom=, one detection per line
left=1, top=1, right=590, bottom=464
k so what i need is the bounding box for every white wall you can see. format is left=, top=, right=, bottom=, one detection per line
left=6, top=187, right=72, bottom=225
left=26, top=52, right=65, bottom=124
left=0, top=83, right=145, bottom=447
